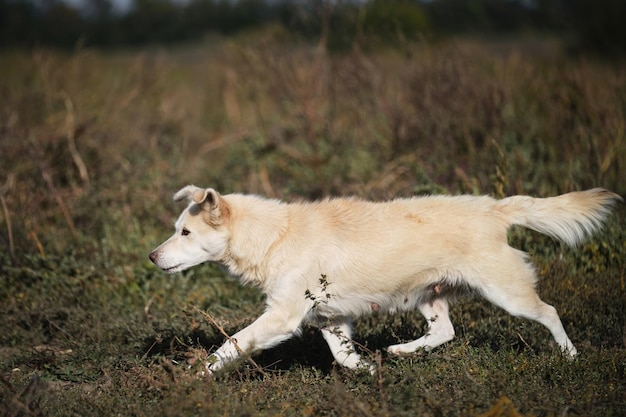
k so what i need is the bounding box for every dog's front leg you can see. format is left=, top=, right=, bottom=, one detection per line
left=320, top=318, right=374, bottom=373
left=206, top=307, right=306, bottom=373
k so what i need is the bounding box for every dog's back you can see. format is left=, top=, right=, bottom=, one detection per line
left=225, top=190, right=621, bottom=295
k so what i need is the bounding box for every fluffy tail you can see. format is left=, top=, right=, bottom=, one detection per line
left=496, top=188, right=622, bottom=247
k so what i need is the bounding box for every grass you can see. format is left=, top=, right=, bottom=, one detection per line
left=0, top=33, right=625, bottom=416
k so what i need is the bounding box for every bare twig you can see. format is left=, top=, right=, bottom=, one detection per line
left=0, top=196, right=14, bottom=260
left=8, top=374, right=42, bottom=417
left=193, top=306, right=267, bottom=376
left=375, top=350, right=388, bottom=412
left=197, top=129, right=249, bottom=155
left=144, top=296, right=155, bottom=321
left=560, top=405, right=581, bottom=417
left=44, top=319, right=80, bottom=349
left=0, top=174, right=15, bottom=260
left=516, top=332, right=535, bottom=354
left=40, top=164, right=77, bottom=239
left=140, top=334, right=162, bottom=362
left=0, top=372, right=17, bottom=395
left=61, top=91, right=90, bottom=189
left=29, top=231, right=45, bottom=257
left=490, top=139, right=508, bottom=199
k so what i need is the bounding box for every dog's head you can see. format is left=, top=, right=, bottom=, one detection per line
left=149, top=185, right=231, bottom=273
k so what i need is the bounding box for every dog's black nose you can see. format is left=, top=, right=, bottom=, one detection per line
left=149, top=251, right=157, bottom=264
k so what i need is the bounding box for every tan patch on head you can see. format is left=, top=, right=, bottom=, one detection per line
left=184, top=194, right=231, bottom=228
left=204, top=196, right=231, bottom=227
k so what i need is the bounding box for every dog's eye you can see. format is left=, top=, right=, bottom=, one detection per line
left=181, top=228, right=190, bottom=236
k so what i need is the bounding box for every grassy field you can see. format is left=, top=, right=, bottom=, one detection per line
left=1, top=34, right=625, bottom=416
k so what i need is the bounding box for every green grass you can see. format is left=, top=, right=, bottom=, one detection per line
left=0, top=35, right=625, bottom=416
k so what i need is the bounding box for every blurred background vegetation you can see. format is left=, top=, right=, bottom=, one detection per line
left=1, top=0, right=626, bottom=56
left=1, top=1, right=625, bottom=416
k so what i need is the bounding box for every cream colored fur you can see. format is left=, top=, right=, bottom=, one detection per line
left=149, top=186, right=621, bottom=373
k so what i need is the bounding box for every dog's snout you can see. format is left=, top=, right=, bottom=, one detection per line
left=149, top=251, right=158, bottom=264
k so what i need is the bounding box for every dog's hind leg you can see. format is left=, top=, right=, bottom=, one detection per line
left=478, top=252, right=577, bottom=356
left=387, top=297, right=455, bottom=354
left=320, top=317, right=373, bottom=372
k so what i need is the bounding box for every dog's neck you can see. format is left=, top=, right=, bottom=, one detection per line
left=218, top=194, right=289, bottom=288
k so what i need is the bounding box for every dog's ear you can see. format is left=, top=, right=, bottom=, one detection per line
left=173, top=185, right=201, bottom=203
left=173, top=185, right=222, bottom=210
left=198, top=188, right=220, bottom=209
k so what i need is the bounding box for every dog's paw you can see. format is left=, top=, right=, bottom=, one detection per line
left=388, top=343, right=420, bottom=355
left=563, top=345, right=578, bottom=359
left=343, top=356, right=376, bottom=375
left=386, top=344, right=403, bottom=355
left=203, top=353, right=225, bottom=375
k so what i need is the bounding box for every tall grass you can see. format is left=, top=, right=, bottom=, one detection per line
left=0, top=35, right=624, bottom=416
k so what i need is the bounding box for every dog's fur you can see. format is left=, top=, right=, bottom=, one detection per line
left=149, top=186, right=621, bottom=373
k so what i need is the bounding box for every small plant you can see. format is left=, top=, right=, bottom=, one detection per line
left=304, top=274, right=333, bottom=309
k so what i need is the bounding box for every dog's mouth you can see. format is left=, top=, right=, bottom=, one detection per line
left=162, top=264, right=183, bottom=273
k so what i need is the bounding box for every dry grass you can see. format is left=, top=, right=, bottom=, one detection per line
left=0, top=34, right=625, bottom=416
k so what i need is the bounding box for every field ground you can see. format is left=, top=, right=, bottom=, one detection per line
left=1, top=35, right=625, bottom=416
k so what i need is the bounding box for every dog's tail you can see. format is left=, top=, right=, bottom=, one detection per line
left=496, top=188, right=622, bottom=247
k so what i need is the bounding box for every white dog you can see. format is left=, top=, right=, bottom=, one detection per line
left=149, top=186, right=621, bottom=373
